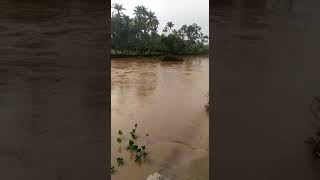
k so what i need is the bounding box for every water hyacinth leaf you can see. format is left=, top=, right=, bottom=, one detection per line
left=143, top=152, right=148, bottom=157
left=118, top=130, right=123, bottom=135
left=130, top=130, right=137, bottom=139
left=111, top=166, right=116, bottom=175
left=127, top=139, right=136, bottom=151
left=135, top=154, right=142, bottom=162
left=117, top=157, right=124, bottom=166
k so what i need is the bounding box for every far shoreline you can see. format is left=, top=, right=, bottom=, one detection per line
left=111, top=53, right=209, bottom=59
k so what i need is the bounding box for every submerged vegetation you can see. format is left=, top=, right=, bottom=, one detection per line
left=116, top=156, right=124, bottom=166
left=111, top=123, right=150, bottom=175
left=110, top=166, right=116, bottom=175
left=111, top=3, right=208, bottom=57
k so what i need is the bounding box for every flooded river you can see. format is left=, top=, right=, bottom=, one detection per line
left=0, top=1, right=107, bottom=179
left=213, top=0, right=320, bottom=180
left=111, top=56, right=209, bottom=180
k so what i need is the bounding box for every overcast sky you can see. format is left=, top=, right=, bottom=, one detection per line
left=111, top=0, right=209, bottom=36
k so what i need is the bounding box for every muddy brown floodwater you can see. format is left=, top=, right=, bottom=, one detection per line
left=213, top=0, right=320, bottom=180
left=0, top=1, right=107, bottom=179
left=111, top=56, right=209, bottom=180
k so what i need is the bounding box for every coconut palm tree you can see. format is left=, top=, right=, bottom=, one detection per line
left=133, top=5, right=148, bottom=17
left=147, top=11, right=159, bottom=33
left=112, top=3, right=126, bottom=16
left=166, top=22, right=174, bottom=34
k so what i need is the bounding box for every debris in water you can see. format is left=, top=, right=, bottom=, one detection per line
left=146, top=172, right=170, bottom=180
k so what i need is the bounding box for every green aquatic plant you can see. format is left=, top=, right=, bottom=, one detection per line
left=117, top=157, right=124, bottom=166
left=110, top=166, right=116, bottom=175
left=130, top=130, right=137, bottom=139
left=127, top=139, right=134, bottom=151
left=112, top=123, right=150, bottom=175
left=118, top=130, right=123, bottom=135
left=117, top=129, right=123, bottom=143
left=134, top=145, right=148, bottom=162
left=135, top=153, right=142, bottom=162
left=142, top=145, right=148, bottom=158
left=126, top=139, right=148, bottom=162
left=127, top=140, right=139, bottom=152
left=130, top=124, right=138, bottom=139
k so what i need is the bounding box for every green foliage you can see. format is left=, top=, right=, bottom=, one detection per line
left=117, top=157, right=124, bottom=166
left=141, top=145, right=148, bottom=158
left=117, top=129, right=123, bottom=143
left=130, top=125, right=137, bottom=139
left=112, top=123, right=150, bottom=175
left=118, top=130, right=123, bottom=135
left=127, top=139, right=133, bottom=150
left=125, top=124, right=149, bottom=162
left=111, top=4, right=208, bottom=56
left=127, top=139, right=138, bottom=151
left=110, top=166, right=116, bottom=175
left=135, top=153, right=142, bottom=162
left=134, top=145, right=148, bottom=162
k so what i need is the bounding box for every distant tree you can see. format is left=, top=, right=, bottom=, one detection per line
left=164, top=21, right=174, bottom=34
left=185, top=23, right=202, bottom=43
left=133, top=5, right=149, bottom=34
left=112, top=3, right=126, bottom=15
left=167, top=22, right=174, bottom=30
left=111, top=4, right=208, bottom=55
left=147, top=11, right=159, bottom=33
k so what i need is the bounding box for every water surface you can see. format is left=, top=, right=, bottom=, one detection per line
left=213, top=0, right=320, bottom=179
left=111, top=56, right=209, bottom=180
left=0, top=1, right=107, bottom=179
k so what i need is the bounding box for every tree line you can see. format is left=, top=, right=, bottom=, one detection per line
left=111, top=3, right=209, bottom=56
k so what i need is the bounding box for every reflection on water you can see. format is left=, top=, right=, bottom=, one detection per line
left=111, top=56, right=209, bottom=180
left=213, top=0, right=320, bottom=180
left=0, top=1, right=107, bottom=179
